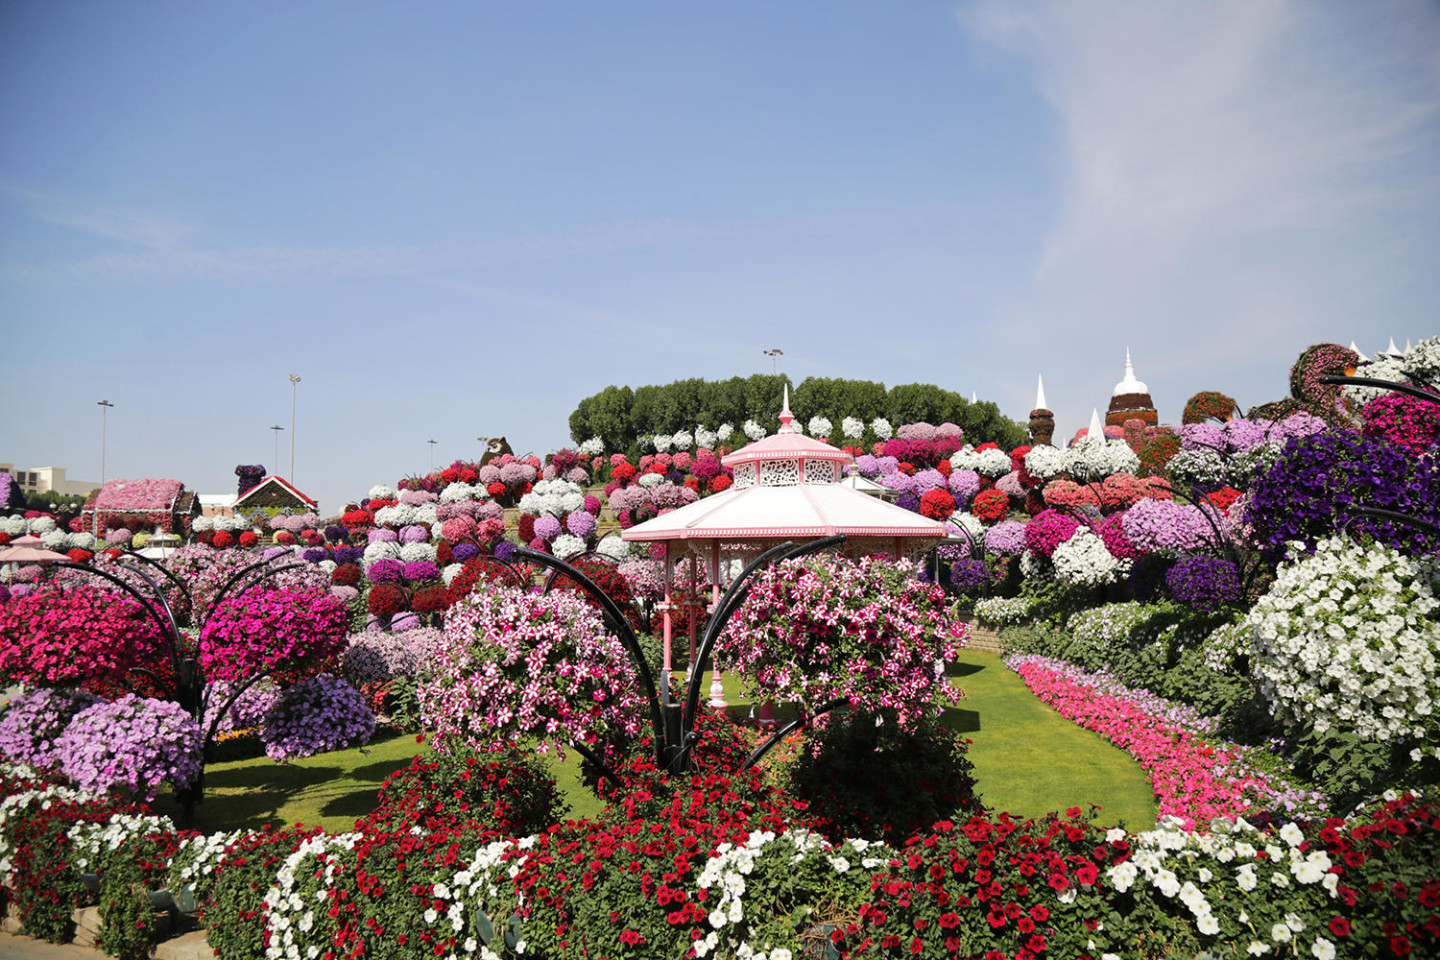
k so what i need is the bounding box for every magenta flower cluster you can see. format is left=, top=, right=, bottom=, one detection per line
left=199, top=587, right=348, bottom=682
left=1023, top=509, right=1082, bottom=558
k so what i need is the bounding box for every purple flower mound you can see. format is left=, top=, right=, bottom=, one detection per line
left=368, top=528, right=398, bottom=544
left=493, top=541, right=516, bottom=561
left=332, top=546, right=363, bottom=565
left=996, top=471, right=1025, bottom=500
left=1246, top=430, right=1440, bottom=558
left=984, top=520, right=1028, bottom=556
left=948, top=469, right=981, bottom=505
left=533, top=515, right=562, bottom=541
left=499, top=463, right=533, bottom=485
left=1181, top=423, right=1226, bottom=452
left=302, top=547, right=328, bottom=564
left=566, top=510, right=597, bottom=538
left=853, top=454, right=881, bottom=477
left=894, top=492, right=921, bottom=513
left=1024, top=509, right=1081, bottom=558
left=325, top=524, right=350, bottom=544
left=451, top=542, right=480, bottom=562
left=1165, top=555, right=1242, bottom=612
left=261, top=673, right=374, bottom=762
left=880, top=472, right=916, bottom=495
left=1222, top=418, right=1270, bottom=452
left=0, top=688, right=99, bottom=768
left=948, top=559, right=992, bottom=594
left=911, top=468, right=947, bottom=493
left=1122, top=498, right=1219, bottom=553
left=205, top=679, right=281, bottom=734
left=367, top=558, right=403, bottom=583
left=399, top=524, right=430, bottom=544
left=403, top=560, right=441, bottom=582
left=57, top=695, right=202, bottom=801
left=262, top=547, right=291, bottom=562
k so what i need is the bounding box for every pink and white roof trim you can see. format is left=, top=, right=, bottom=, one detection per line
left=624, top=387, right=946, bottom=544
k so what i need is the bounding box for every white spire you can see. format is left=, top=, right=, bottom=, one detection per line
left=778, top=383, right=796, bottom=433
left=1035, top=374, right=1048, bottom=411
left=971, top=390, right=978, bottom=404
left=1087, top=408, right=1105, bottom=443
left=1406, top=339, right=1414, bottom=354
left=1387, top=336, right=1401, bottom=357
left=1350, top=341, right=1370, bottom=363
left=1112, top=347, right=1149, bottom=397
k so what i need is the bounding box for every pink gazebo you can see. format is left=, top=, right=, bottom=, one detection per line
left=622, top=390, right=948, bottom=700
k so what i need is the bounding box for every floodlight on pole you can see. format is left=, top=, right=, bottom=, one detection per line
left=95, top=400, right=114, bottom=536
left=763, top=348, right=784, bottom=375
left=428, top=438, right=437, bottom=471
left=270, top=425, right=284, bottom=476
left=288, top=374, right=301, bottom=480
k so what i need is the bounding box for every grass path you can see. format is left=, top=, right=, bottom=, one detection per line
left=152, top=650, right=1159, bottom=835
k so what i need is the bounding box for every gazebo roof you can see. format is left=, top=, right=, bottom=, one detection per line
left=624, top=388, right=945, bottom=544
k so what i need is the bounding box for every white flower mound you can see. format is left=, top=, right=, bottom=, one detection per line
left=1051, top=527, right=1131, bottom=588
left=1246, top=536, right=1440, bottom=740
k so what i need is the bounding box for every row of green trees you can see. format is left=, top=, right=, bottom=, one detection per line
left=568, top=374, right=1027, bottom=452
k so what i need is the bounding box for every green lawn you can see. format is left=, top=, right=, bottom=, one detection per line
left=152, top=650, right=1158, bottom=835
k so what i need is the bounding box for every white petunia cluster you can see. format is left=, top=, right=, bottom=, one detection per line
left=440, top=482, right=490, bottom=503
left=517, top=479, right=586, bottom=518
left=716, top=423, right=734, bottom=442
left=807, top=416, right=832, bottom=438
left=743, top=420, right=766, bottom=441
left=577, top=437, right=605, bottom=457
left=368, top=485, right=396, bottom=501
left=68, top=811, right=176, bottom=873
left=842, top=416, right=865, bottom=440
left=973, top=596, right=1037, bottom=625
left=1247, top=536, right=1440, bottom=740
left=595, top=535, right=630, bottom=561
left=1108, top=816, right=1338, bottom=957
left=1024, top=444, right=1069, bottom=480
left=695, top=426, right=718, bottom=451
left=1051, top=528, right=1131, bottom=588
left=869, top=417, right=893, bottom=441
left=652, top=434, right=672, bottom=453
left=950, top=445, right=1012, bottom=478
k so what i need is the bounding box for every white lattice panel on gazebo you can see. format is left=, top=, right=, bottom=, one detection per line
left=759, top=458, right=801, bottom=486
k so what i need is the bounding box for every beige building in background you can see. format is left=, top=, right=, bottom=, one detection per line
left=0, top=463, right=99, bottom=498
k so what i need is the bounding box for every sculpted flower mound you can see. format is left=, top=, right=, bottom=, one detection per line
left=1247, top=536, right=1440, bottom=741
left=716, top=555, right=963, bottom=725
left=198, top=587, right=348, bottom=682
left=418, top=584, right=644, bottom=757
left=0, top=583, right=162, bottom=687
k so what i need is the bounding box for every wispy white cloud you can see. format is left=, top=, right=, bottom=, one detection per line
left=959, top=0, right=1440, bottom=425
left=0, top=212, right=736, bottom=283
left=963, top=0, right=1440, bottom=274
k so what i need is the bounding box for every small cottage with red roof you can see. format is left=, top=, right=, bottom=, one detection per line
left=233, top=476, right=318, bottom=515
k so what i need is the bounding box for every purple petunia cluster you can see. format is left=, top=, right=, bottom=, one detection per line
left=0, top=687, right=99, bottom=769
left=56, top=694, right=202, bottom=801
left=1164, top=555, right=1243, bottom=612
left=260, top=673, right=374, bottom=762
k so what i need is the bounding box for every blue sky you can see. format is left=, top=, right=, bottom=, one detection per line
left=2, top=0, right=1436, bottom=516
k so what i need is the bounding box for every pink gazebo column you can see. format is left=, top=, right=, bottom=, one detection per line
left=707, top=539, right=727, bottom=715
left=687, top=553, right=699, bottom=670
left=660, top=543, right=674, bottom=674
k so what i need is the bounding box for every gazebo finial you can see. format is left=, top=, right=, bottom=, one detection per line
left=778, top=383, right=796, bottom=434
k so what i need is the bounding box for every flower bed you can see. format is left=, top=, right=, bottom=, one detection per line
left=1006, top=654, right=1326, bottom=827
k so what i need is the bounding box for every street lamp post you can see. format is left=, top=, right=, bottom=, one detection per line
left=270, top=425, right=285, bottom=476
left=95, top=400, right=114, bottom=536
left=288, top=375, right=301, bottom=480
left=763, top=348, right=784, bottom=375
left=428, top=438, right=437, bottom=472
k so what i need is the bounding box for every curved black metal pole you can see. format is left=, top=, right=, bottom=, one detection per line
left=210, top=556, right=305, bottom=614
left=568, top=738, right=623, bottom=791
left=679, top=540, right=799, bottom=733
left=542, top=549, right=617, bottom=594
left=511, top=547, right=668, bottom=765
left=1318, top=375, right=1440, bottom=405
left=51, top=562, right=183, bottom=687
left=739, top=697, right=850, bottom=771
left=202, top=671, right=282, bottom=747
left=118, top=549, right=195, bottom=623
left=1339, top=507, right=1440, bottom=542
